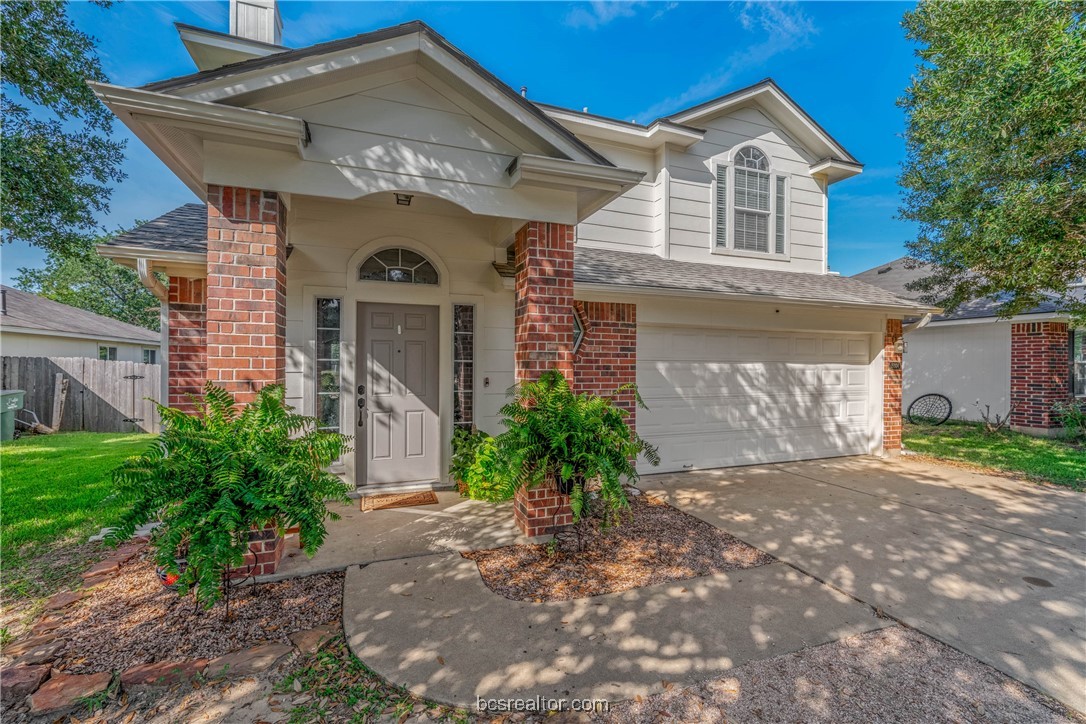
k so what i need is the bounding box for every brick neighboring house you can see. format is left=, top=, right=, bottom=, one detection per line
left=92, top=6, right=934, bottom=555
left=854, top=258, right=1085, bottom=436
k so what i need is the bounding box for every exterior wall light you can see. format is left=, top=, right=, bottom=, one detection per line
left=395, top=193, right=413, bottom=206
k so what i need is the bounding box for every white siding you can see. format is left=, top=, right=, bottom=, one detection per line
left=570, top=105, right=828, bottom=274
left=575, top=141, right=659, bottom=254
left=667, top=106, right=823, bottom=273
left=0, top=331, right=155, bottom=362
left=903, top=322, right=1011, bottom=422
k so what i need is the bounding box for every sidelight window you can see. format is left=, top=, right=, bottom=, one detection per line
left=315, top=297, right=341, bottom=430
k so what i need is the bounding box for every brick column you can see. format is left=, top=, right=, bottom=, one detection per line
left=227, top=522, right=285, bottom=579
left=572, top=301, right=638, bottom=428
left=205, top=186, right=287, bottom=404
left=167, top=277, right=207, bottom=412
left=1010, top=321, right=1070, bottom=434
left=513, top=221, right=575, bottom=537
left=514, top=221, right=575, bottom=381
left=883, top=318, right=903, bottom=455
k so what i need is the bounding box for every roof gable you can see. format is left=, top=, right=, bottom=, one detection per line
left=142, top=21, right=610, bottom=168
left=666, top=79, right=859, bottom=166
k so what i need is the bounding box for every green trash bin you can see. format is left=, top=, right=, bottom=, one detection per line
left=1, top=390, right=26, bottom=441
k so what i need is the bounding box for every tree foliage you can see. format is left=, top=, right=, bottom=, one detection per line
left=898, top=0, right=1086, bottom=318
left=14, top=231, right=161, bottom=330
left=108, top=384, right=352, bottom=607
left=1, top=0, right=125, bottom=255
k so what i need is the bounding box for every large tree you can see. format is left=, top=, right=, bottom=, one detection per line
left=898, top=0, right=1086, bottom=318
left=15, top=232, right=160, bottom=331
left=1, top=0, right=125, bottom=255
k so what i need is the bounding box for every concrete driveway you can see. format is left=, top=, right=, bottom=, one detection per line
left=640, top=456, right=1086, bottom=712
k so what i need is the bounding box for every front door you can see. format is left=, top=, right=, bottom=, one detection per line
left=358, top=303, right=440, bottom=485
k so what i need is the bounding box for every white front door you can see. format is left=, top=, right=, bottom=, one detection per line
left=637, top=326, right=873, bottom=472
left=357, top=302, right=440, bottom=485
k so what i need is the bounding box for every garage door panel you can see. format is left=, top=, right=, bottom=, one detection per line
left=638, top=325, right=874, bottom=472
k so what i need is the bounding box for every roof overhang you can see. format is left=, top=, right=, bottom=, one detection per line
left=176, top=22, right=286, bottom=72
left=809, top=157, right=863, bottom=183
left=2, top=325, right=159, bottom=346
left=89, top=82, right=309, bottom=197
left=508, top=154, right=645, bottom=217
left=539, top=104, right=705, bottom=150
left=97, top=243, right=207, bottom=278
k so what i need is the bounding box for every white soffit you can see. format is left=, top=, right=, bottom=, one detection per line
left=176, top=23, right=286, bottom=72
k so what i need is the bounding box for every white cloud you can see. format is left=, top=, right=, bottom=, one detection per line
left=565, top=1, right=674, bottom=30
left=635, top=2, right=817, bottom=121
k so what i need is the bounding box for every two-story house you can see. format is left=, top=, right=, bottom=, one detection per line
left=93, top=5, right=933, bottom=534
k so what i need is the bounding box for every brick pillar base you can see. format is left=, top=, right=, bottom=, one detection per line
left=884, top=318, right=904, bottom=455
left=1011, top=321, right=1071, bottom=434
left=167, top=277, right=207, bottom=412
left=228, top=523, right=284, bottom=579
left=514, top=481, right=574, bottom=538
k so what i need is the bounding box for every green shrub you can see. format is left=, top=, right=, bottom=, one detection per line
left=1052, top=398, right=1086, bottom=440
left=462, top=369, right=658, bottom=526
left=108, top=383, right=352, bottom=607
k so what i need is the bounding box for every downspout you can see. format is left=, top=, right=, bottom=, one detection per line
left=903, top=313, right=933, bottom=333
left=137, top=258, right=168, bottom=302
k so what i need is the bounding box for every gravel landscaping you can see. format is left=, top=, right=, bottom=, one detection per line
left=596, top=625, right=1083, bottom=724
left=463, top=494, right=773, bottom=602
left=49, top=551, right=343, bottom=674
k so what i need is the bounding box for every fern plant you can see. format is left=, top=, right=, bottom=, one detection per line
left=476, top=369, right=658, bottom=525
left=108, top=383, right=352, bottom=607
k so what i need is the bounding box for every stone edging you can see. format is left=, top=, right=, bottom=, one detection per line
left=0, top=542, right=338, bottom=718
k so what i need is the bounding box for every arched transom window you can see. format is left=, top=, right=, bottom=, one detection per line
left=359, top=248, right=439, bottom=284
left=715, top=145, right=788, bottom=255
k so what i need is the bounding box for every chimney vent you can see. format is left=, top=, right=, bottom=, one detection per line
left=230, top=0, right=282, bottom=45
left=520, top=86, right=527, bottom=98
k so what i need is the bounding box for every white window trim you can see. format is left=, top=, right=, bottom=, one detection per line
left=710, top=146, right=791, bottom=260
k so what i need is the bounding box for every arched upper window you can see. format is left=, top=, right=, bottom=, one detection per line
left=359, top=248, right=439, bottom=284
left=715, top=145, right=788, bottom=256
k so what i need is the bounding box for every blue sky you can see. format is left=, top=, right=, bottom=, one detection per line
left=1, top=0, right=920, bottom=283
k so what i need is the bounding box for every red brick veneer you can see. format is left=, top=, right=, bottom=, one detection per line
left=512, top=221, right=576, bottom=537
left=227, top=522, right=284, bottom=579
left=572, top=300, right=638, bottom=429
left=884, top=318, right=903, bottom=454
left=205, top=185, right=287, bottom=404
left=513, top=221, right=575, bottom=382
left=167, top=277, right=207, bottom=412
left=1010, top=321, right=1070, bottom=432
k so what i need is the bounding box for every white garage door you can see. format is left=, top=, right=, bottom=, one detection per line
left=638, top=325, right=874, bottom=472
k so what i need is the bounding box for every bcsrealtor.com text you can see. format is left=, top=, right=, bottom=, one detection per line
left=476, top=696, right=611, bottom=713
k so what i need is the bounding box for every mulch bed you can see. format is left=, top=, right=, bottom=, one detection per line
left=463, top=494, right=773, bottom=602
left=51, top=552, right=343, bottom=674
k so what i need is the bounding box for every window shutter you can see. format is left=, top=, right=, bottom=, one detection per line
left=715, top=165, right=728, bottom=248
left=774, top=175, right=787, bottom=254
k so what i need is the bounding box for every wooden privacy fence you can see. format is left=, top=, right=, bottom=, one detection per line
left=1, top=357, right=161, bottom=433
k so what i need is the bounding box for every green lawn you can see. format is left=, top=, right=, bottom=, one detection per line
left=1, top=432, right=154, bottom=604
left=903, top=421, right=1086, bottom=490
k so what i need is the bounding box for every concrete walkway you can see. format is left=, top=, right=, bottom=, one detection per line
left=343, top=555, right=889, bottom=707
left=639, top=456, right=1086, bottom=712
left=267, top=493, right=524, bottom=581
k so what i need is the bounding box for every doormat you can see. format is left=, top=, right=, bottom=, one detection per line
left=360, top=491, right=439, bottom=512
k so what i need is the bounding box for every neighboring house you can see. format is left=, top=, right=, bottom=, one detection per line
left=0, top=285, right=160, bottom=363
left=853, top=258, right=1084, bottom=435
left=91, top=4, right=933, bottom=534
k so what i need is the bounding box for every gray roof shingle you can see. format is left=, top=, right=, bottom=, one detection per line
left=852, top=257, right=1074, bottom=321
left=570, top=248, right=926, bottom=309
left=1, top=286, right=158, bottom=343
left=105, top=203, right=208, bottom=254
left=107, top=205, right=924, bottom=311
